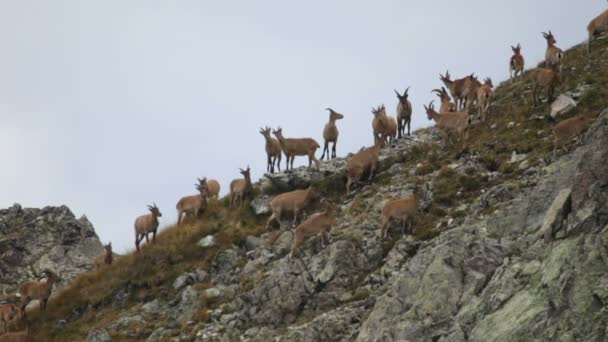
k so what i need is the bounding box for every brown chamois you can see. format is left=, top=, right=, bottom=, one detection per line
left=510, top=44, right=525, bottom=79
left=204, top=179, right=220, bottom=199
left=394, top=88, right=413, bottom=137
left=321, top=108, right=344, bottom=160
left=265, top=186, right=320, bottom=230
left=272, top=127, right=320, bottom=170
left=229, top=166, right=252, bottom=208
left=176, top=178, right=209, bottom=225
left=530, top=68, right=560, bottom=106
left=134, top=203, right=162, bottom=252
left=477, top=78, right=494, bottom=121
left=290, top=199, right=337, bottom=260
left=93, top=242, right=113, bottom=268
left=372, top=105, right=396, bottom=145
left=543, top=31, right=564, bottom=73
left=17, top=270, right=60, bottom=318
left=440, top=71, right=475, bottom=110
left=424, top=101, right=469, bottom=146
left=432, top=87, right=457, bottom=113
left=260, top=126, right=282, bottom=173
left=345, top=140, right=382, bottom=194
left=378, top=183, right=428, bottom=239
left=463, top=75, right=482, bottom=112
left=588, top=9, right=608, bottom=55
left=553, top=115, right=593, bottom=157
left=0, top=304, right=18, bottom=333
left=0, top=329, right=29, bottom=342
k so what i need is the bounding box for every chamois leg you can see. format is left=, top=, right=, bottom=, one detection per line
left=397, top=120, right=402, bottom=139
left=42, top=298, right=48, bottom=312
left=276, top=154, right=281, bottom=172
left=145, top=232, right=149, bottom=243
left=332, top=141, right=337, bottom=159
left=267, top=155, right=272, bottom=173
left=177, top=210, right=183, bottom=225
left=379, top=216, right=388, bottom=240
left=290, top=156, right=295, bottom=170
left=292, top=208, right=299, bottom=228
left=407, top=119, right=411, bottom=136
left=321, top=141, right=328, bottom=160
left=402, top=216, right=408, bottom=235
left=152, top=230, right=157, bottom=242
left=368, top=163, right=377, bottom=182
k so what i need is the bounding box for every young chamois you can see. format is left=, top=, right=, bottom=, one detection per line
left=372, top=105, right=396, bottom=145
left=93, top=242, right=113, bottom=268
left=265, top=186, right=320, bottom=230
left=378, top=183, right=428, bottom=240
left=424, top=101, right=469, bottom=146
left=229, top=166, right=252, bottom=208
left=510, top=44, right=525, bottom=79
left=0, top=304, right=18, bottom=333
left=432, top=87, right=457, bottom=113
left=440, top=71, right=475, bottom=110
left=290, top=199, right=337, bottom=260
left=176, top=178, right=209, bottom=225
left=345, top=140, right=382, bottom=194
left=204, top=179, right=220, bottom=199
left=553, top=115, right=593, bottom=157
left=260, top=126, right=282, bottom=173
left=272, top=127, right=320, bottom=170
left=321, top=108, right=344, bottom=160
left=477, top=78, right=494, bottom=121
left=530, top=68, right=560, bottom=106
left=587, top=9, right=608, bottom=55
left=543, top=31, right=564, bottom=73
left=17, top=270, right=60, bottom=318
left=394, top=88, right=413, bottom=138
left=134, top=203, right=162, bottom=252
left=0, top=329, right=29, bottom=342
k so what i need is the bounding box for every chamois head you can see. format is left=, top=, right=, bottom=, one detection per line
left=196, top=177, right=209, bottom=197
left=147, top=203, right=162, bottom=217
left=259, top=126, right=273, bottom=139
left=103, top=242, right=112, bottom=255
left=326, top=108, right=344, bottom=121
left=511, top=43, right=522, bottom=54
left=239, top=166, right=251, bottom=181
left=423, top=101, right=437, bottom=119
left=40, top=269, right=61, bottom=283
left=439, top=70, right=452, bottom=84
left=432, top=87, right=450, bottom=101
left=394, top=87, right=410, bottom=105
left=542, top=31, right=557, bottom=45
left=320, top=198, right=337, bottom=213
left=484, top=78, right=494, bottom=87
left=271, top=127, right=285, bottom=140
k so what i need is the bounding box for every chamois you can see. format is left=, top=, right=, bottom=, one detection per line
left=204, top=179, right=220, bottom=199
left=17, top=270, right=60, bottom=318
left=440, top=71, right=476, bottom=110
left=510, top=44, right=525, bottom=79
left=378, top=183, right=428, bottom=239
left=229, top=166, right=252, bottom=208
left=463, top=75, right=482, bottom=112
left=321, top=108, right=344, bottom=160
left=394, top=88, right=413, bottom=137
left=372, top=105, right=396, bottom=145
left=543, top=31, right=564, bottom=73
left=93, top=242, right=113, bottom=268
left=290, top=199, right=337, bottom=260
left=176, top=178, right=209, bottom=225
left=553, top=115, right=593, bottom=157
left=272, top=127, right=320, bottom=170
left=477, top=78, right=494, bottom=121
left=432, top=87, right=457, bottom=113
left=265, top=186, right=320, bottom=230
left=346, top=140, right=382, bottom=194
left=424, top=101, right=469, bottom=146
left=0, top=304, right=18, bottom=333
left=587, top=9, right=608, bottom=55
left=260, top=126, right=282, bottom=173
left=134, top=203, right=162, bottom=252
left=530, top=68, right=560, bottom=106
left=0, top=329, right=29, bottom=342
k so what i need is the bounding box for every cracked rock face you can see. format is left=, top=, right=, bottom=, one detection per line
left=0, top=204, right=103, bottom=294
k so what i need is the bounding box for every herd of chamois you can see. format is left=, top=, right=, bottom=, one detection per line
left=1, top=8, right=608, bottom=340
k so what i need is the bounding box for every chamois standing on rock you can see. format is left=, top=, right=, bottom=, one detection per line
left=94, top=242, right=113, bottom=268
left=553, top=115, right=593, bottom=157
left=272, top=127, right=320, bottom=170
left=432, top=87, right=457, bottom=113
left=321, top=108, right=344, bottom=160
left=510, top=44, right=525, bottom=79
left=587, top=9, right=608, bottom=55
left=0, top=304, right=18, bottom=333
left=424, top=101, right=469, bottom=146
left=134, top=203, right=162, bottom=252
left=229, top=166, right=252, bottom=208
left=530, top=68, right=560, bottom=106
left=477, top=78, right=494, bottom=121
left=176, top=178, right=209, bottom=225
left=265, top=186, right=320, bottom=230
left=463, top=75, right=482, bottom=112
left=372, top=105, right=396, bottom=145
left=290, top=199, right=337, bottom=259
left=260, top=126, right=282, bottom=173
left=346, top=140, right=382, bottom=194
left=378, top=183, right=428, bottom=240
left=204, top=179, right=220, bottom=199
left=394, top=88, right=413, bottom=137
left=17, top=270, right=60, bottom=318
left=440, top=71, right=476, bottom=110
left=543, top=31, right=564, bottom=73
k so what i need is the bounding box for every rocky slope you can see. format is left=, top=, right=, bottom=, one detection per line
left=0, top=204, right=104, bottom=296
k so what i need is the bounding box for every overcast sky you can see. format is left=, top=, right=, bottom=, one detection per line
left=0, top=1, right=604, bottom=253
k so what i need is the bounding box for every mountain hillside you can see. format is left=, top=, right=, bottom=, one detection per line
left=13, top=37, right=608, bottom=341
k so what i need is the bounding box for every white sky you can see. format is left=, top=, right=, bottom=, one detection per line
left=0, top=1, right=604, bottom=253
